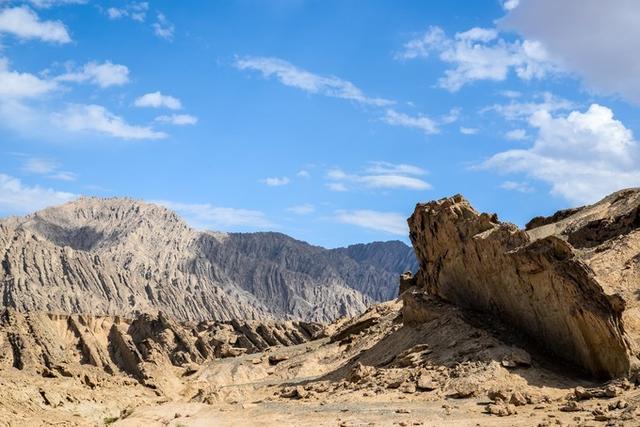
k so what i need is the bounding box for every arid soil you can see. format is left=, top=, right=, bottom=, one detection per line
left=2, top=299, right=638, bottom=426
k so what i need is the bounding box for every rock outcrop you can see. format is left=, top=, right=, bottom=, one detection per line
left=0, top=308, right=322, bottom=387
left=408, top=190, right=640, bottom=379
left=0, top=197, right=417, bottom=323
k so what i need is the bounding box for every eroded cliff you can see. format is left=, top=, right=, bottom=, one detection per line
left=408, top=190, right=640, bottom=378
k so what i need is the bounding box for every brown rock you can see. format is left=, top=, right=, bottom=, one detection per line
left=416, top=374, right=438, bottom=391
left=485, top=403, right=517, bottom=417
left=407, top=190, right=640, bottom=378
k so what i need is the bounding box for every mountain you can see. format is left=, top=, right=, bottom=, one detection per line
left=0, top=197, right=417, bottom=323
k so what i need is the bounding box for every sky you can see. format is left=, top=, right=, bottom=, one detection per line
left=1, top=0, right=640, bottom=248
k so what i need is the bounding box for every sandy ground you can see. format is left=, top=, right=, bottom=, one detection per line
left=2, top=300, right=638, bottom=426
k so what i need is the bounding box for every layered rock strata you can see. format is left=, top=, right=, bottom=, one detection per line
left=408, top=190, right=640, bottom=378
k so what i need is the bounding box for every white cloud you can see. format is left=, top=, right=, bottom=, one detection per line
left=55, top=61, right=130, bottom=88
left=26, top=0, right=87, bottom=8
left=261, top=177, right=290, bottom=187
left=505, top=129, right=527, bottom=141
left=326, top=182, right=347, bottom=192
left=153, top=12, right=174, bottom=40
left=501, top=0, right=640, bottom=104
left=460, top=127, right=478, bottom=135
left=0, top=6, right=70, bottom=43
left=287, top=204, right=315, bottom=215
left=134, top=91, right=182, bottom=109
left=0, top=58, right=57, bottom=98
left=54, top=104, right=167, bottom=140
left=23, top=158, right=57, bottom=174
left=441, top=107, right=460, bottom=124
left=154, top=200, right=273, bottom=230
left=395, top=26, right=446, bottom=60
left=383, top=109, right=438, bottom=135
left=297, top=169, right=310, bottom=178
left=502, top=0, right=520, bottom=11
left=365, top=161, right=426, bottom=176
left=235, top=56, right=393, bottom=107
left=106, top=2, right=148, bottom=22
left=49, top=171, right=76, bottom=181
left=500, top=180, right=533, bottom=193
left=334, top=210, right=407, bottom=236
left=22, top=158, right=76, bottom=181
left=327, top=162, right=431, bottom=192
left=155, top=114, right=198, bottom=125
left=397, top=26, right=556, bottom=91
left=0, top=173, right=76, bottom=214
left=501, top=90, right=522, bottom=98
left=483, top=104, right=640, bottom=204
left=483, top=92, right=575, bottom=121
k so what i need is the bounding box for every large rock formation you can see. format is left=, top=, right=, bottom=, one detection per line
left=408, top=189, right=640, bottom=379
left=0, top=197, right=416, bottom=323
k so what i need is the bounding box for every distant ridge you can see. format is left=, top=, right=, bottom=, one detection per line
left=0, top=197, right=417, bottom=322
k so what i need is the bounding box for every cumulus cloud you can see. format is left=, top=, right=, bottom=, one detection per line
left=106, top=2, right=148, bottom=22
left=396, top=25, right=556, bottom=91
left=235, top=56, right=393, bottom=107
left=0, top=6, right=70, bottom=43
left=55, top=61, right=130, bottom=88
left=334, top=210, right=407, bottom=235
left=483, top=104, right=640, bottom=204
left=155, top=114, right=197, bottom=125
left=501, top=0, right=640, bottom=104
left=0, top=58, right=57, bottom=99
left=134, top=91, right=182, bottom=109
left=260, top=177, right=290, bottom=187
left=153, top=12, right=174, bottom=40
left=287, top=204, right=315, bottom=215
left=0, top=173, right=76, bottom=214
left=327, top=162, right=430, bottom=192
left=383, top=109, right=438, bottom=135
left=154, top=200, right=273, bottom=230
left=54, top=104, right=167, bottom=140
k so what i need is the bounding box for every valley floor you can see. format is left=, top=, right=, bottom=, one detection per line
left=1, top=299, right=638, bottom=426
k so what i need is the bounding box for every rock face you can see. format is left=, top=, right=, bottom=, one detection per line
left=0, top=308, right=322, bottom=387
left=0, top=197, right=416, bottom=323
left=408, top=190, right=640, bottom=379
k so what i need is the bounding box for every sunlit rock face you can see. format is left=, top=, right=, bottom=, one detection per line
left=408, top=189, right=640, bottom=379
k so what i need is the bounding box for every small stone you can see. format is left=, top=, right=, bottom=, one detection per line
left=574, top=387, right=593, bottom=400
left=510, top=391, right=528, bottom=406
left=559, top=401, right=582, bottom=412
left=485, top=403, right=517, bottom=417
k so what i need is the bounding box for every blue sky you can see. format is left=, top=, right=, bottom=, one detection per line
left=1, top=0, right=640, bottom=248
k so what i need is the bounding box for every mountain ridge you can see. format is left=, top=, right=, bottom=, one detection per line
left=0, top=197, right=417, bottom=323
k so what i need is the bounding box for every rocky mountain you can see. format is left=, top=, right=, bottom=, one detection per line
left=0, top=197, right=417, bottom=323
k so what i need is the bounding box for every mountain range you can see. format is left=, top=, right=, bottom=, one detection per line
left=0, top=197, right=417, bottom=323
